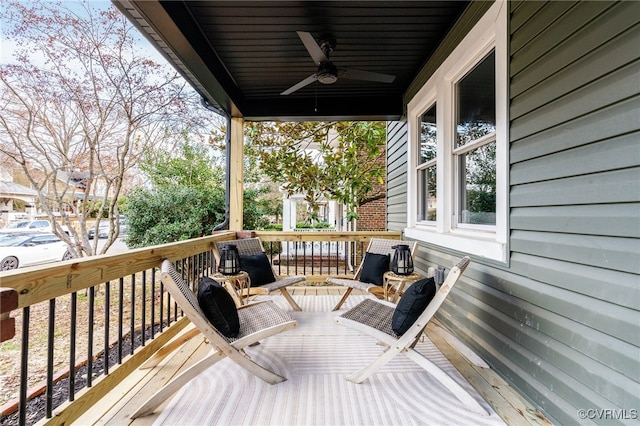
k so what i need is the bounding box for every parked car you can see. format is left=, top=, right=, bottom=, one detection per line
left=88, top=222, right=109, bottom=239
left=0, top=220, right=70, bottom=235
left=0, top=233, right=74, bottom=270
left=1, top=220, right=52, bottom=233
left=88, top=218, right=128, bottom=239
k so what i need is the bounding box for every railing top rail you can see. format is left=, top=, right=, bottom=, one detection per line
left=0, top=231, right=236, bottom=309
left=0, top=230, right=403, bottom=310
left=255, top=230, right=402, bottom=242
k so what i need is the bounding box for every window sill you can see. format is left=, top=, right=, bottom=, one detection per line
left=405, top=227, right=507, bottom=263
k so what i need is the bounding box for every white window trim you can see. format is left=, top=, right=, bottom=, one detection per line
left=406, top=0, right=508, bottom=263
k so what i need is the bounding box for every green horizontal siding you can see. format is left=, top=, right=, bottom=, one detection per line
left=511, top=204, right=640, bottom=238
left=386, top=121, right=408, bottom=232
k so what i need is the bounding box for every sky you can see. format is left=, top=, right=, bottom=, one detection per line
left=0, top=0, right=167, bottom=67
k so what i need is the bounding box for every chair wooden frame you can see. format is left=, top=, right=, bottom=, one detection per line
left=335, top=256, right=488, bottom=416
left=131, top=259, right=297, bottom=419
left=327, top=238, right=418, bottom=311
left=213, top=237, right=306, bottom=311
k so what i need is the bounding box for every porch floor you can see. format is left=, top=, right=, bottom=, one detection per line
left=74, top=289, right=552, bottom=426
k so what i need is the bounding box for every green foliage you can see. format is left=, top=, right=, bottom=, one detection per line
left=140, top=137, right=224, bottom=190
left=125, top=186, right=225, bottom=248
left=263, top=223, right=283, bottom=231
left=127, top=138, right=275, bottom=246
left=246, top=121, right=386, bottom=224
left=295, top=221, right=333, bottom=229
left=242, top=187, right=272, bottom=231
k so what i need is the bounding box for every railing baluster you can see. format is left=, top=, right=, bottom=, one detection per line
left=104, top=281, right=110, bottom=375
left=166, top=292, right=171, bottom=329
left=303, top=239, right=307, bottom=276
left=19, top=306, right=29, bottom=426
left=141, top=270, right=147, bottom=346
left=69, top=292, right=77, bottom=401
left=118, top=278, right=124, bottom=364
left=318, top=239, right=322, bottom=277
left=152, top=269, right=157, bottom=337
left=130, top=273, right=135, bottom=356
left=46, top=298, right=55, bottom=418
left=87, top=286, right=95, bottom=388
left=159, top=272, right=165, bottom=333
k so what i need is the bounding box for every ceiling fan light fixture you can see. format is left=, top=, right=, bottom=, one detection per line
left=317, top=62, right=338, bottom=84
left=281, top=31, right=396, bottom=95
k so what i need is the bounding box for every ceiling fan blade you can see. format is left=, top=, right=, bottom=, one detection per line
left=341, top=68, right=396, bottom=83
left=281, top=74, right=318, bottom=95
left=297, top=31, right=328, bottom=64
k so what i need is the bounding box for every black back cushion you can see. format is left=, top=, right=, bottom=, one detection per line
left=359, top=252, right=390, bottom=286
left=391, top=277, right=436, bottom=336
left=197, top=276, right=240, bottom=338
left=239, top=252, right=277, bottom=287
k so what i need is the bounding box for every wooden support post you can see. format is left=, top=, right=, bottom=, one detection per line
left=229, top=117, right=244, bottom=231
left=0, top=287, right=19, bottom=342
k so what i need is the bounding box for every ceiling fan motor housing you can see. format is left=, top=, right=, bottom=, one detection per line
left=317, top=61, right=338, bottom=84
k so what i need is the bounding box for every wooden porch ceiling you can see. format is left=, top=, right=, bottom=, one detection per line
left=112, top=1, right=471, bottom=121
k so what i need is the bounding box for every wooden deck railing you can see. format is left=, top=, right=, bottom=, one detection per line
left=0, top=230, right=401, bottom=425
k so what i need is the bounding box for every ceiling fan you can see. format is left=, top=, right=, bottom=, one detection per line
left=281, top=31, right=396, bottom=95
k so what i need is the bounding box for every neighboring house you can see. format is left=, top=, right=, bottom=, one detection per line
left=0, top=181, right=38, bottom=226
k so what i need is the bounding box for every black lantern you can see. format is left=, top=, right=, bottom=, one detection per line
left=391, top=244, right=414, bottom=275
left=218, top=244, right=240, bottom=275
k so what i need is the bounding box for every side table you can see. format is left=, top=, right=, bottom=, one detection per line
left=212, top=271, right=251, bottom=306
left=383, top=271, right=423, bottom=303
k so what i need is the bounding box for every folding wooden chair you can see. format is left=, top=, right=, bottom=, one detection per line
left=131, top=259, right=297, bottom=419
left=327, top=238, right=418, bottom=311
left=335, top=256, right=488, bottom=415
left=213, top=237, right=306, bottom=311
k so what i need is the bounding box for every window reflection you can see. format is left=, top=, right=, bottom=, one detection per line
left=455, top=51, right=495, bottom=148
left=458, top=142, right=496, bottom=225
left=420, top=105, right=437, bottom=163
left=418, top=104, right=437, bottom=222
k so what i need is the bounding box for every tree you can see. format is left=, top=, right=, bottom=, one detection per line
left=247, top=121, right=386, bottom=226
left=126, top=139, right=271, bottom=247
left=125, top=185, right=226, bottom=248
left=0, top=0, right=202, bottom=256
left=140, top=135, right=225, bottom=190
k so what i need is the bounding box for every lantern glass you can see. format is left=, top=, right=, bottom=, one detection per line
left=218, top=244, right=240, bottom=275
left=391, top=244, right=414, bottom=275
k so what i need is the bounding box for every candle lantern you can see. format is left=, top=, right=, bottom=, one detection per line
left=218, top=244, right=240, bottom=275
left=391, top=244, right=414, bottom=275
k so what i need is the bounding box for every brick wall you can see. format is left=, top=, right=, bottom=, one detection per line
left=357, top=197, right=386, bottom=231
left=357, top=152, right=387, bottom=231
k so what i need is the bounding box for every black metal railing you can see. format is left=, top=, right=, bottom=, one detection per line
left=0, top=251, right=216, bottom=426
left=0, top=230, right=401, bottom=425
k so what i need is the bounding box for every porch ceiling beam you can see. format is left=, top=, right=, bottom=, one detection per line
left=240, top=95, right=404, bottom=122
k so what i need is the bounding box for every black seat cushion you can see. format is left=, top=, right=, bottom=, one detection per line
left=239, top=252, right=277, bottom=287
left=359, top=252, right=390, bottom=286
left=197, top=276, right=240, bottom=338
left=391, top=277, right=436, bottom=336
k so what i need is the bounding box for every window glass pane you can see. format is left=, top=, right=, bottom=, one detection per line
left=419, top=104, right=437, bottom=164
left=458, top=142, right=496, bottom=225
left=418, top=165, right=437, bottom=221
left=455, top=50, right=495, bottom=148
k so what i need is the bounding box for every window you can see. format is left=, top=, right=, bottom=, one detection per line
left=454, top=51, right=496, bottom=227
left=417, top=104, right=437, bottom=222
left=406, top=1, right=507, bottom=262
